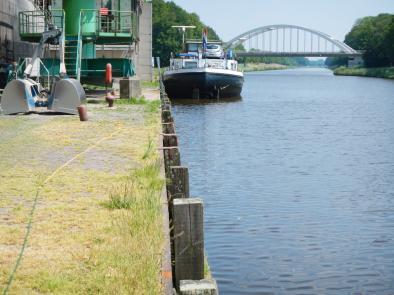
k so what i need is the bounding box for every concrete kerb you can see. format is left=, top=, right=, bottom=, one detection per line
left=179, top=279, right=218, bottom=295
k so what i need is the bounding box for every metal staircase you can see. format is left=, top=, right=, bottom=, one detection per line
left=64, top=36, right=79, bottom=78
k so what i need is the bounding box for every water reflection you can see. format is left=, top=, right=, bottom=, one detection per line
left=171, top=96, right=242, bottom=106
left=171, top=68, right=394, bottom=294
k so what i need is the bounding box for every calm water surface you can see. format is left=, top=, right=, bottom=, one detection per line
left=171, top=68, right=394, bottom=294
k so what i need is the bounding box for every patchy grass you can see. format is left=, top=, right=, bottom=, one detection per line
left=334, top=66, right=394, bottom=79
left=142, top=80, right=160, bottom=89
left=117, top=96, right=148, bottom=105
left=103, top=159, right=163, bottom=210
left=0, top=94, right=164, bottom=294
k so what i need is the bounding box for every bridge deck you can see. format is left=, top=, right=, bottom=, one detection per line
left=235, top=51, right=363, bottom=58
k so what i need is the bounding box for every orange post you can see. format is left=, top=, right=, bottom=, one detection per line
left=105, top=63, right=112, bottom=85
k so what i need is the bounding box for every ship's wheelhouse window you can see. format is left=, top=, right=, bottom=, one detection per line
left=206, top=44, right=219, bottom=50
left=184, top=61, right=197, bottom=69
left=187, top=43, right=199, bottom=52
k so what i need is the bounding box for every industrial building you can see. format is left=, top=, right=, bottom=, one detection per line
left=0, top=0, right=152, bottom=88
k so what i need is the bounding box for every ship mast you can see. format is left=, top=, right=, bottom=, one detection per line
left=172, top=25, right=196, bottom=49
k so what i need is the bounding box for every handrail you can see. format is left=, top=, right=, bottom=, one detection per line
left=77, top=10, right=83, bottom=81
left=19, top=8, right=137, bottom=38
left=18, top=9, right=65, bottom=35
left=13, top=57, right=50, bottom=87
left=80, top=9, right=136, bottom=36
left=37, top=58, right=51, bottom=88
left=16, top=59, right=27, bottom=78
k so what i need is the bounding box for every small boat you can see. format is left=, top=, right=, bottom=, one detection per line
left=163, top=39, right=244, bottom=99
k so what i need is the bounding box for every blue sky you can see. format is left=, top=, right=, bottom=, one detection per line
left=169, top=0, right=394, bottom=42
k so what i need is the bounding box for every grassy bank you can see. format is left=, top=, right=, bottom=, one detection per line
left=0, top=96, right=164, bottom=293
left=239, top=63, right=288, bottom=72
left=333, top=66, right=394, bottom=79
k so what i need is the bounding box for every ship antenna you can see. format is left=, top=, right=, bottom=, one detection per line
left=172, top=25, right=196, bottom=49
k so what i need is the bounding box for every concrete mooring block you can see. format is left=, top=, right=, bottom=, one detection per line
left=120, top=76, right=141, bottom=98
left=179, top=279, right=218, bottom=295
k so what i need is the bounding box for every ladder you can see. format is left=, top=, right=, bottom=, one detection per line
left=64, top=36, right=79, bottom=78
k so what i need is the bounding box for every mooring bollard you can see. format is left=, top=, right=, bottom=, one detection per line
left=106, top=91, right=115, bottom=108
left=77, top=105, right=88, bottom=121
left=173, top=198, right=204, bottom=287
left=168, top=166, right=190, bottom=199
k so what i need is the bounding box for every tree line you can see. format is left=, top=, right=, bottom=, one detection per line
left=152, top=0, right=316, bottom=67
left=326, top=13, right=394, bottom=67
left=152, top=0, right=220, bottom=66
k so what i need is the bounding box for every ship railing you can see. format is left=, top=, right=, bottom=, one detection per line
left=170, top=58, right=236, bottom=71
left=202, top=59, right=228, bottom=69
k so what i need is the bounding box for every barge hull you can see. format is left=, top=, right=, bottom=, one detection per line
left=163, top=71, right=244, bottom=99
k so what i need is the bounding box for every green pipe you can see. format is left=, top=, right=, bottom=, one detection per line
left=83, top=43, right=96, bottom=59
left=63, top=0, right=96, bottom=35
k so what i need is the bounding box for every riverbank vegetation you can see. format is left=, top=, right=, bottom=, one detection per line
left=238, top=58, right=326, bottom=72
left=333, top=66, right=394, bottom=79
left=240, top=63, right=287, bottom=72
left=326, top=14, right=394, bottom=68
left=152, top=0, right=220, bottom=66
left=234, top=45, right=326, bottom=68
left=152, top=0, right=324, bottom=69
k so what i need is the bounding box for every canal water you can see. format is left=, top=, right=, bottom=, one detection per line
left=171, top=68, right=394, bottom=295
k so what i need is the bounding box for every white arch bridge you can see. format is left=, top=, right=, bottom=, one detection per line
left=225, top=24, right=362, bottom=58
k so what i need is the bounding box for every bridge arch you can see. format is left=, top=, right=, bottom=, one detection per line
left=225, top=24, right=359, bottom=56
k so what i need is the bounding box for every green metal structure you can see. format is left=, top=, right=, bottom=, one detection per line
left=17, top=0, right=141, bottom=85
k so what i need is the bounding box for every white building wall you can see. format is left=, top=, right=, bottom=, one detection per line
left=136, top=2, right=152, bottom=81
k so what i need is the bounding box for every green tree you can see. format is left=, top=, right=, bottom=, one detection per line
left=385, top=17, right=394, bottom=66
left=344, top=14, right=394, bottom=67
left=152, top=0, right=220, bottom=66
left=325, top=56, right=348, bottom=67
